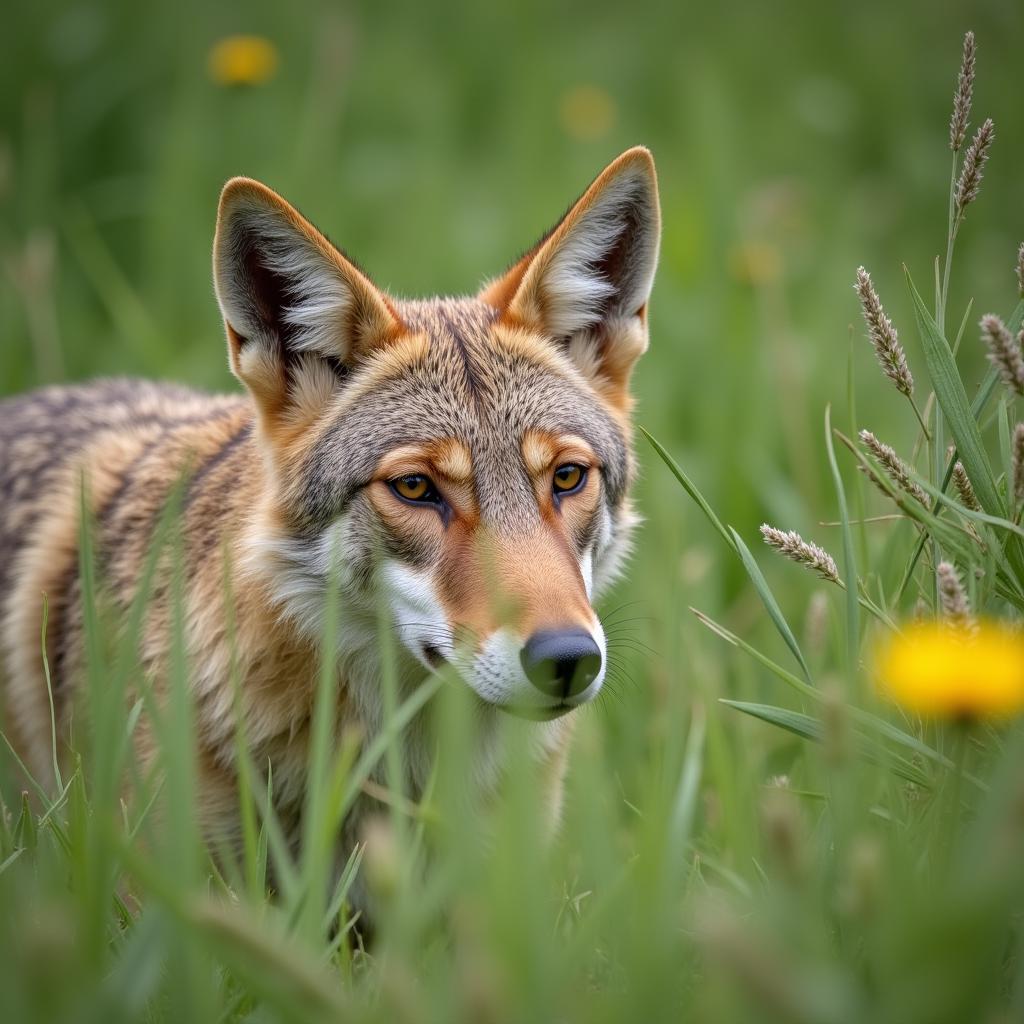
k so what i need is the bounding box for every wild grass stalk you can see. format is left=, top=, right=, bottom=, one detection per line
left=759, top=525, right=840, bottom=584
left=951, top=458, right=981, bottom=511
left=858, top=429, right=930, bottom=507
left=855, top=267, right=927, bottom=434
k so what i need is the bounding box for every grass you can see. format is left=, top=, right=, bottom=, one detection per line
left=4, top=3, right=1024, bottom=1021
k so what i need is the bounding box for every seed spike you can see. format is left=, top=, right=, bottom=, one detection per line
left=1013, top=424, right=1024, bottom=506
left=858, top=430, right=929, bottom=508
left=760, top=525, right=840, bottom=585
left=952, top=460, right=981, bottom=511
left=955, top=118, right=995, bottom=218
left=855, top=267, right=914, bottom=398
left=936, top=561, right=976, bottom=633
left=949, top=31, right=976, bottom=152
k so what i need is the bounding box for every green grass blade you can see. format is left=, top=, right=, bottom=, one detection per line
left=719, top=699, right=823, bottom=742
left=898, top=362, right=1005, bottom=600
left=720, top=700, right=931, bottom=787
left=639, top=426, right=737, bottom=552
left=666, top=704, right=706, bottom=870
left=824, top=405, right=860, bottom=687
left=905, top=266, right=1002, bottom=514
left=338, top=675, right=444, bottom=820
left=690, top=607, right=818, bottom=699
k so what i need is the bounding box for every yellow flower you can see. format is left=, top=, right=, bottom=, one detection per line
left=875, top=621, right=1024, bottom=720
left=208, top=35, right=279, bottom=88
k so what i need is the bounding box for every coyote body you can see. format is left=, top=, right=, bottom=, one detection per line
left=0, top=149, right=660, bottom=881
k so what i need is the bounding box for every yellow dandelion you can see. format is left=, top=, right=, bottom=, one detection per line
left=208, top=35, right=279, bottom=88
left=875, top=621, right=1024, bottom=720
left=559, top=85, right=617, bottom=142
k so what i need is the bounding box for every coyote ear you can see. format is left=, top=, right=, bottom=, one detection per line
left=480, top=147, right=660, bottom=409
left=213, top=178, right=403, bottom=424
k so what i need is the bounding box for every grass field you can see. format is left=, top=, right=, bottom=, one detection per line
left=3, top=2, right=1024, bottom=1021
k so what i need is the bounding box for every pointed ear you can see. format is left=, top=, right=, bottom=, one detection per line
left=213, top=178, right=403, bottom=425
left=480, top=147, right=660, bottom=409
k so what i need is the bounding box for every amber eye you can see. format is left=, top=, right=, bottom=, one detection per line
left=552, top=463, right=586, bottom=495
left=391, top=474, right=437, bottom=503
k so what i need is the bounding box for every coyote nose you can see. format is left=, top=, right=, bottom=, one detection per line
left=520, top=628, right=602, bottom=700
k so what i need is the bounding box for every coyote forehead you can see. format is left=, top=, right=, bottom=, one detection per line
left=292, top=298, right=630, bottom=534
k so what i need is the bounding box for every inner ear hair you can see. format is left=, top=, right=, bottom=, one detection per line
left=238, top=237, right=309, bottom=363
left=591, top=186, right=650, bottom=320
left=557, top=167, right=657, bottom=332
left=224, top=206, right=352, bottom=362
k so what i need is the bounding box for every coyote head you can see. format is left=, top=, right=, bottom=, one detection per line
left=213, top=148, right=660, bottom=721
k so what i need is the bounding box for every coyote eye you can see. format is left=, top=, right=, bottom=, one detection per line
left=552, top=463, right=586, bottom=495
left=390, top=474, right=440, bottom=504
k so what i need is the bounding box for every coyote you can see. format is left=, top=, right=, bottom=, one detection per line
left=0, top=147, right=660, bottom=882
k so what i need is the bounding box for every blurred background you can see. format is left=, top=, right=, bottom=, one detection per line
left=2, top=0, right=1023, bottom=777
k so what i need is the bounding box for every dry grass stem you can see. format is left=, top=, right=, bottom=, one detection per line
left=858, top=430, right=929, bottom=507
left=760, top=525, right=840, bottom=584
left=1017, top=242, right=1024, bottom=298
left=936, top=561, right=976, bottom=632
left=949, top=31, right=976, bottom=152
left=855, top=267, right=915, bottom=399
left=980, top=313, right=1024, bottom=396
left=955, top=117, right=994, bottom=217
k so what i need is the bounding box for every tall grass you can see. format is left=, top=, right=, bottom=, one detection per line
left=4, top=10, right=1024, bottom=1024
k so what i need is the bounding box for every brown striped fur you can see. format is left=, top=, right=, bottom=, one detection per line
left=0, top=148, right=660, bottom=906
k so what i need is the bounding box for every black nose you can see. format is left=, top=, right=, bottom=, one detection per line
left=520, top=628, right=602, bottom=700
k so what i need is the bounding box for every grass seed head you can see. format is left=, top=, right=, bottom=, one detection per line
left=1013, top=423, right=1024, bottom=506
left=855, top=267, right=914, bottom=398
left=1017, top=242, right=1024, bottom=297
left=949, top=31, right=976, bottom=152
left=980, top=313, right=1024, bottom=396
left=858, top=430, right=929, bottom=508
left=760, top=525, right=840, bottom=584
left=937, top=560, right=975, bottom=633
left=759, top=788, right=808, bottom=882
left=952, top=460, right=981, bottom=511
left=955, top=117, right=995, bottom=217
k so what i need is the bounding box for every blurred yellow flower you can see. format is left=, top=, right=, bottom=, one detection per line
left=875, top=621, right=1024, bottom=720
left=208, top=35, right=279, bottom=87
left=559, top=85, right=617, bottom=142
left=728, top=241, right=782, bottom=286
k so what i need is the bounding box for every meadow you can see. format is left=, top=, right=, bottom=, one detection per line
left=3, top=1, right=1024, bottom=1021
